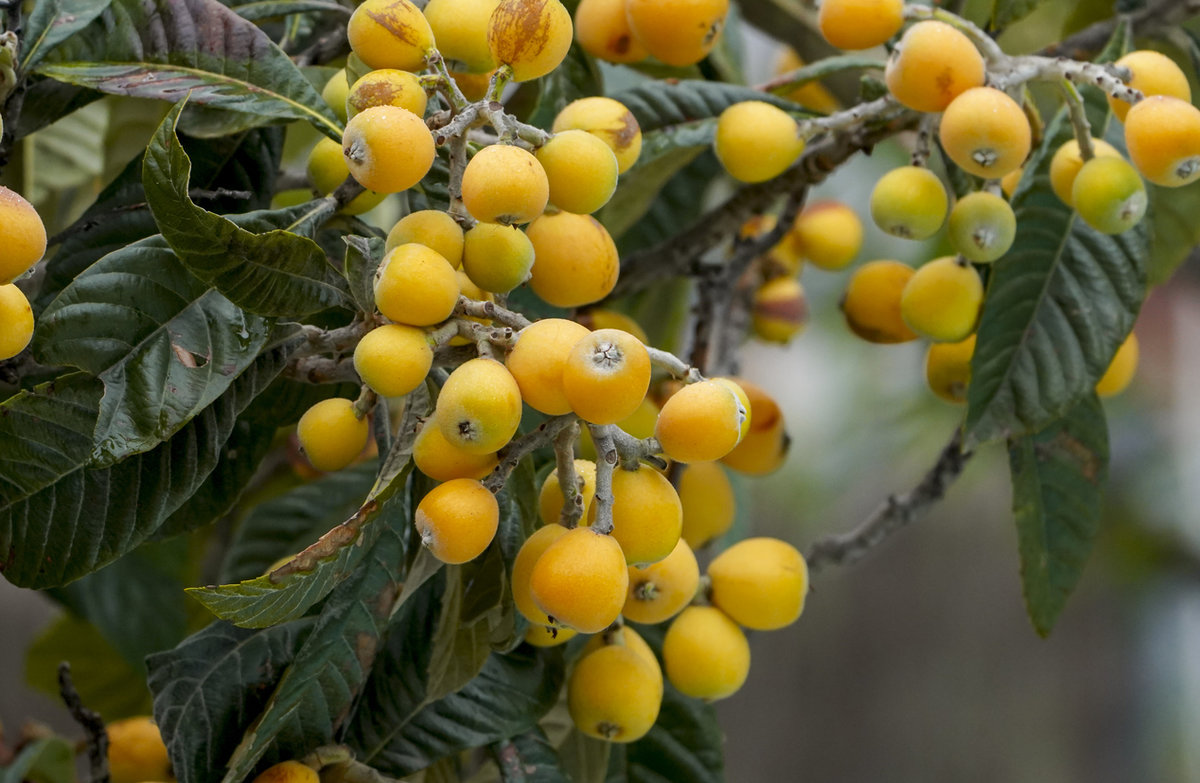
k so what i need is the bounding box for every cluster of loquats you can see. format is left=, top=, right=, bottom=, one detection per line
left=0, top=186, right=45, bottom=362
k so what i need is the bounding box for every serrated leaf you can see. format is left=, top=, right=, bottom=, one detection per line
left=148, top=619, right=314, bottom=783
left=1009, top=394, right=1109, bottom=636
left=0, top=341, right=295, bottom=589
left=19, top=0, right=112, bottom=73
left=25, top=613, right=153, bottom=720
left=343, top=235, right=384, bottom=315
left=991, top=0, right=1045, bottom=30
left=219, top=494, right=410, bottom=783
left=0, top=736, right=76, bottom=783
left=36, top=238, right=274, bottom=464
left=36, top=0, right=342, bottom=138
left=145, top=101, right=350, bottom=318
left=491, top=729, right=569, bottom=783
left=964, top=110, right=1148, bottom=445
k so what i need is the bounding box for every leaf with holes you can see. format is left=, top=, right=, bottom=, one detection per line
left=1009, top=394, right=1109, bottom=637
left=36, top=0, right=342, bottom=138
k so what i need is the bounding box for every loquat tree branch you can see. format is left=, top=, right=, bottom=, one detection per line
left=588, top=424, right=617, bottom=535
left=1041, top=0, right=1200, bottom=59
left=484, top=414, right=577, bottom=493
left=553, top=421, right=584, bottom=527
left=805, top=429, right=972, bottom=572
left=58, top=663, right=110, bottom=783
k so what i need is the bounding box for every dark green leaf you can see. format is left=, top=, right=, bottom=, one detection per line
left=1008, top=394, right=1109, bottom=637
left=35, top=238, right=274, bottom=464
left=36, top=0, right=342, bottom=138
left=144, top=102, right=351, bottom=318
left=492, top=728, right=569, bottom=783
left=230, top=0, right=351, bottom=23
left=612, top=152, right=722, bottom=253
left=12, top=78, right=103, bottom=140
left=964, top=110, right=1148, bottom=445
left=557, top=730, right=610, bottom=783
left=148, top=619, right=313, bottom=783
left=614, top=79, right=806, bottom=134
left=1147, top=182, right=1200, bottom=284
left=343, top=235, right=385, bottom=315
left=598, top=138, right=705, bottom=241
left=525, top=45, right=603, bottom=130
left=762, top=54, right=882, bottom=98
left=19, top=0, right=112, bottom=73
left=990, top=0, right=1046, bottom=30
left=0, top=736, right=76, bottom=783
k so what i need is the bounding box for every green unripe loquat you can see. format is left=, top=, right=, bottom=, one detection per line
left=415, top=478, right=499, bottom=564
left=654, top=379, right=747, bottom=464
left=900, top=256, right=984, bottom=343
left=507, top=317, right=592, bottom=415
left=385, top=209, right=464, bottom=265
left=574, top=0, right=647, bottom=64
left=1096, top=332, right=1138, bottom=397
left=1109, top=51, right=1190, bottom=123
left=307, top=137, right=387, bottom=215
left=552, top=97, right=642, bottom=173
left=527, top=211, right=620, bottom=308
left=840, top=260, right=918, bottom=344
left=1072, top=156, right=1147, bottom=235
left=106, top=716, right=172, bottom=783
left=321, top=69, right=350, bottom=124
left=373, top=243, right=459, bottom=326
left=625, top=0, right=729, bottom=67
left=623, top=537, right=700, bottom=625
left=536, top=129, right=620, bottom=214
left=939, top=87, right=1031, bottom=179
left=1049, top=138, right=1121, bottom=206
left=708, top=537, right=808, bottom=630
left=562, top=328, right=651, bottom=425
left=663, top=606, right=750, bottom=700
left=538, top=459, right=598, bottom=526
left=0, top=284, right=34, bottom=360
left=435, top=357, right=524, bottom=454
left=568, top=641, right=663, bottom=742
left=461, top=222, right=536, bottom=293
left=488, top=0, right=574, bottom=82
left=513, top=523, right=570, bottom=626
left=0, top=186, right=48, bottom=283
left=423, top=0, right=500, bottom=73
left=342, top=105, right=435, bottom=194
left=947, top=191, right=1017, bottom=263
left=413, top=415, right=500, bottom=481
left=531, top=526, right=629, bottom=632
left=1123, top=96, right=1200, bottom=187
left=885, top=21, right=984, bottom=113
left=347, top=68, right=427, bottom=120
left=347, top=0, right=434, bottom=71
left=790, top=201, right=862, bottom=270
left=925, top=334, right=976, bottom=404
left=817, top=0, right=903, bottom=51
left=353, top=324, right=433, bottom=398
left=296, top=398, right=370, bottom=473
left=610, top=466, right=684, bottom=565
left=714, top=101, right=805, bottom=183
left=870, top=166, right=949, bottom=240
left=678, top=461, right=736, bottom=548
left=461, top=144, right=549, bottom=224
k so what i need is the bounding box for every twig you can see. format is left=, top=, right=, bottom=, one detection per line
left=553, top=422, right=584, bottom=527
left=805, top=429, right=972, bottom=572
left=58, top=663, right=110, bottom=783
left=911, top=113, right=937, bottom=168
left=484, top=414, right=577, bottom=493
left=588, top=424, right=618, bottom=535
left=645, top=346, right=702, bottom=382
left=1041, top=0, right=1200, bottom=59
left=454, top=296, right=532, bottom=330
left=608, top=426, right=664, bottom=471
left=1057, top=78, right=1094, bottom=161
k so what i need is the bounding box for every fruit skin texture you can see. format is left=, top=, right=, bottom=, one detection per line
left=708, top=537, right=808, bottom=630
left=870, top=166, right=948, bottom=240
left=817, top=0, right=903, bottom=51
left=714, top=101, right=805, bottom=183
left=415, top=478, right=500, bottom=563
left=0, top=284, right=34, bottom=360
left=1096, top=332, right=1139, bottom=397
left=947, top=191, right=1017, bottom=263
left=348, top=0, right=434, bottom=71
left=568, top=641, right=663, bottom=742
left=654, top=379, right=746, bottom=463
left=752, top=276, right=808, bottom=344
left=900, top=256, right=984, bottom=343
left=297, top=398, right=370, bottom=473
left=885, top=21, right=985, bottom=113
left=562, top=328, right=651, bottom=425
left=574, top=0, right=648, bottom=64
left=373, top=243, right=459, bottom=326
left=1049, top=138, right=1121, bottom=206
left=1109, top=50, right=1191, bottom=123
left=610, top=467, right=683, bottom=565
left=552, top=97, right=642, bottom=174
left=663, top=606, right=750, bottom=701
left=536, top=129, right=620, bottom=214
left=507, top=317, right=592, bottom=415
left=423, top=0, right=500, bottom=73
left=623, top=537, right=700, bottom=624
left=307, top=137, right=387, bottom=215
left=539, top=459, right=598, bottom=525
left=347, top=68, right=428, bottom=119
left=530, top=526, right=630, bottom=632
left=385, top=210, right=464, bottom=264
left=413, top=415, right=499, bottom=480
left=488, top=0, right=574, bottom=82
left=252, top=761, right=319, bottom=783
left=353, top=324, right=433, bottom=398
left=527, top=212, right=620, bottom=308
left=436, top=357, right=524, bottom=454
left=790, top=201, right=862, bottom=271
left=720, top=378, right=789, bottom=475
left=461, top=144, right=550, bottom=224
left=1123, top=96, right=1200, bottom=187
left=343, top=105, right=435, bottom=194
left=625, top=0, right=729, bottom=67
left=0, top=186, right=48, bottom=283
left=925, top=334, right=976, bottom=404
left=1072, top=156, right=1147, bottom=235
left=106, top=716, right=172, bottom=783
left=513, top=523, right=570, bottom=625
left=678, top=461, right=736, bottom=548
left=940, top=87, right=1031, bottom=179
left=461, top=222, right=536, bottom=294
left=840, top=260, right=918, bottom=344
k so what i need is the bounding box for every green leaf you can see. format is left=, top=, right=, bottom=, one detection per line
left=19, top=0, right=112, bottom=73
left=230, top=0, right=352, bottom=22
left=556, top=731, right=610, bottom=783
left=219, top=493, right=410, bottom=783
left=762, top=54, right=882, bottom=98
left=148, top=619, right=313, bottom=783
left=36, top=238, right=274, bottom=464
left=0, top=737, right=76, bottom=783
left=36, top=0, right=342, bottom=138
left=26, top=100, right=108, bottom=203
left=144, top=102, right=351, bottom=318
left=343, top=235, right=385, bottom=315
left=614, top=79, right=807, bottom=134
left=25, top=613, right=153, bottom=720
left=1008, top=394, right=1109, bottom=637
left=0, top=341, right=295, bottom=588
left=990, top=0, right=1046, bottom=30
left=612, top=152, right=722, bottom=253
left=964, top=110, right=1148, bottom=445
left=526, top=45, right=603, bottom=130
left=491, top=729, right=569, bottom=783
left=598, top=138, right=705, bottom=241
left=1147, top=182, right=1200, bottom=284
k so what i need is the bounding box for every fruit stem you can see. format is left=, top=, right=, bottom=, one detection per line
left=646, top=345, right=703, bottom=383
left=1057, top=78, right=1095, bottom=162
left=554, top=422, right=585, bottom=528
left=484, top=414, right=578, bottom=493
left=588, top=424, right=618, bottom=535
